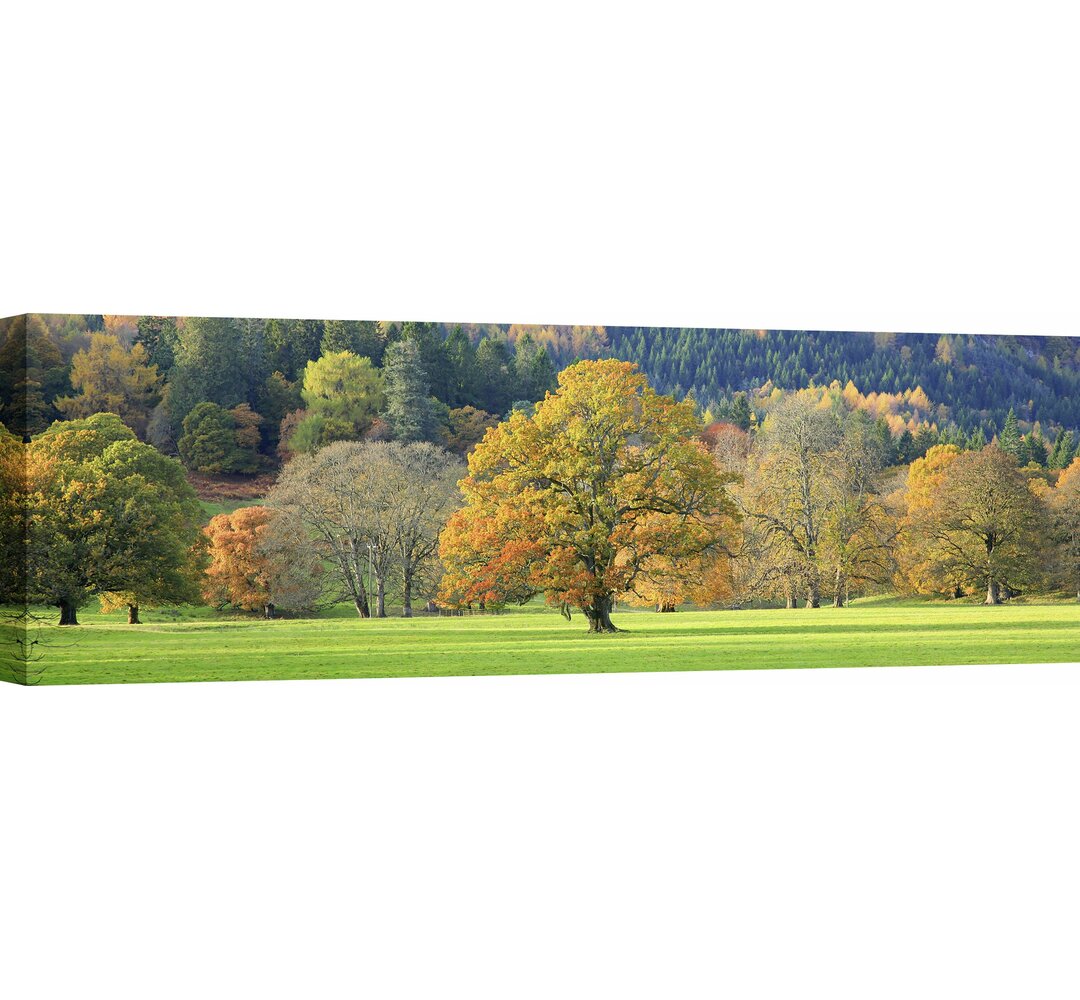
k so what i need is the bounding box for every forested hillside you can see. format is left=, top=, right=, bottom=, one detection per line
left=603, top=327, right=1080, bottom=439
left=2, top=315, right=1078, bottom=467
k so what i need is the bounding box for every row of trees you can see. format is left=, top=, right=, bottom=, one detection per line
left=2, top=413, right=464, bottom=625
left=707, top=385, right=1077, bottom=472
left=438, top=367, right=1080, bottom=624
left=6, top=315, right=1078, bottom=473
left=3, top=360, right=1077, bottom=632
left=0, top=314, right=560, bottom=458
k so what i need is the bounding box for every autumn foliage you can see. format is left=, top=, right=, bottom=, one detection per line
left=438, top=360, right=739, bottom=631
left=203, top=506, right=325, bottom=617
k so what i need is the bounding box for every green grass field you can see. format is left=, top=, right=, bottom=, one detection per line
left=8, top=597, right=1078, bottom=686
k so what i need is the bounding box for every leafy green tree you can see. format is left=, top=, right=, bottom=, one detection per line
left=383, top=339, right=434, bottom=442
left=91, top=439, right=207, bottom=622
left=235, top=317, right=270, bottom=409
left=286, top=351, right=386, bottom=453
left=177, top=402, right=261, bottom=473
left=872, top=417, right=898, bottom=465
left=26, top=413, right=205, bottom=624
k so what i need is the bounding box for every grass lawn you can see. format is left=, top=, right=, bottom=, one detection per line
left=9, top=597, right=1079, bottom=686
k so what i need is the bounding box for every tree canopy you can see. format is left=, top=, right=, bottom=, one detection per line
left=203, top=506, right=326, bottom=618
left=25, top=413, right=206, bottom=624
left=439, top=359, right=739, bottom=631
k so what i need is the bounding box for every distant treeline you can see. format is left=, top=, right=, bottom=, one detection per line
left=605, top=327, right=1080, bottom=440
left=2, top=317, right=1078, bottom=476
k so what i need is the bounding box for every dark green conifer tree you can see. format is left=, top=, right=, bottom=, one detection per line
left=383, top=339, right=434, bottom=443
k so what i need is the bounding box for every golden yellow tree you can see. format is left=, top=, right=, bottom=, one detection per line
left=56, top=332, right=163, bottom=438
left=896, top=444, right=963, bottom=596
left=438, top=360, right=738, bottom=632
left=1049, top=458, right=1080, bottom=600
left=903, top=446, right=1046, bottom=604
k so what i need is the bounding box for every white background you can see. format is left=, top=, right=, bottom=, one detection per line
left=2, top=2, right=1078, bottom=997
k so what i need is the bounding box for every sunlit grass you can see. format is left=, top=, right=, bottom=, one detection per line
left=16, top=599, right=1080, bottom=686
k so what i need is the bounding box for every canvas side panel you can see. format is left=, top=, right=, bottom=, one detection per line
left=0, top=316, right=31, bottom=683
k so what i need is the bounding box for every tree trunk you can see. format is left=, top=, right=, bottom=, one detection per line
left=425, top=600, right=438, bottom=613
left=657, top=601, right=676, bottom=613
left=128, top=603, right=141, bottom=624
left=985, top=579, right=1001, bottom=605
left=785, top=593, right=797, bottom=609
left=264, top=603, right=275, bottom=620
left=58, top=599, right=79, bottom=626
left=585, top=595, right=619, bottom=633
left=806, top=580, right=821, bottom=609
left=402, top=576, right=413, bottom=617
left=832, top=569, right=845, bottom=608
left=354, top=596, right=370, bottom=618
left=953, top=584, right=964, bottom=600
left=375, top=578, right=386, bottom=618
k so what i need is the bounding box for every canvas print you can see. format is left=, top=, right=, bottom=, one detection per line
left=1, top=314, right=1077, bottom=685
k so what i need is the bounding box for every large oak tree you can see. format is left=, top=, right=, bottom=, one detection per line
left=438, top=360, right=738, bottom=632
left=26, top=413, right=206, bottom=624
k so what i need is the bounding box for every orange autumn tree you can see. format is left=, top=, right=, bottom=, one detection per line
left=438, top=360, right=739, bottom=632
left=203, top=506, right=325, bottom=619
